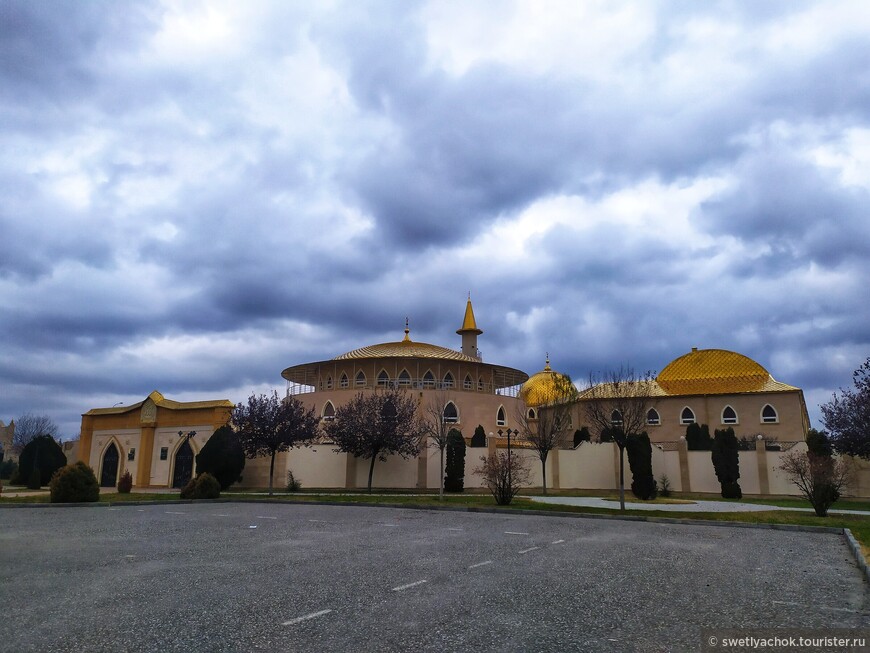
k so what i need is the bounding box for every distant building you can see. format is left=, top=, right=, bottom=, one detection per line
left=79, top=391, right=232, bottom=488
left=0, top=419, right=14, bottom=461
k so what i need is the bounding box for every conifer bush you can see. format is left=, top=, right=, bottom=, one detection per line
left=50, top=462, right=99, bottom=503
left=117, top=470, right=133, bottom=494
left=180, top=472, right=221, bottom=500
left=19, top=435, right=66, bottom=486
left=27, top=467, right=42, bottom=489
left=573, top=427, right=591, bottom=448
left=712, top=427, right=742, bottom=499
left=470, top=425, right=487, bottom=448
left=626, top=432, right=657, bottom=500
left=444, top=429, right=466, bottom=492
left=194, top=425, right=245, bottom=490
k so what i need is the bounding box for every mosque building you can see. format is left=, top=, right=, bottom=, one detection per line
left=77, top=299, right=812, bottom=492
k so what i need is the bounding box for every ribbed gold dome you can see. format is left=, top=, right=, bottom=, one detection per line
left=520, top=358, right=576, bottom=407
left=657, top=348, right=771, bottom=395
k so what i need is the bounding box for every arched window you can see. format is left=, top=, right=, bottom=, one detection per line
left=325, top=376, right=333, bottom=390
left=443, top=401, right=459, bottom=423
left=646, top=408, right=661, bottom=426
left=761, top=404, right=778, bottom=423
left=340, top=373, right=349, bottom=389
left=610, top=410, right=623, bottom=427
left=442, top=372, right=454, bottom=389
left=527, top=408, right=537, bottom=420
left=478, top=377, right=484, bottom=391
left=680, top=407, right=696, bottom=425
left=463, top=374, right=473, bottom=390
left=355, top=371, right=366, bottom=387
left=322, top=401, right=335, bottom=421
left=496, top=406, right=506, bottom=427
left=377, top=370, right=390, bottom=387
left=398, top=369, right=411, bottom=387
left=422, top=370, right=435, bottom=388
left=722, top=406, right=738, bottom=424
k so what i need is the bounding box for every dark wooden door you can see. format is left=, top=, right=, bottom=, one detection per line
left=100, top=443, right=119, bottom=487
left=172, top=440, right=194, bottom=488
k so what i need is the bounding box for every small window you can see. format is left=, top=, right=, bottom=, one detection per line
left=325, top=376, right=333, bottom=390
left=340, top=373, right=349, bottom=389
left=160, top=447, right=168, bottom=460
left=398, top=369, right=411, bottom=387
left=761, top=404, right=778, bottom=423
left=355, top=371, right=366, bottom=387
left=477, top=377, right=484, bottom=391
left=722, top=406, right=738, bottom=424
left=442, top=372, right=454, bottom=389
left=527, top=408, right=537, bottom=420
left=463, top=375, right=473, bottom=390
left=610, top=410, right=623, bottom=427
left=128, top=448, right=136, bottom=461
left=680, top=407, right=695, bottom=425
left=422, top=370, right=436, bottom=388
left=322, top=401, right=336, bottom=421
left=496, top=406, right=506, bottom=427
left=377, top=370, right=390, bottom=387
left=443, top=401, right=459, bottom=423
left=646, top=408, right=661, bottom=426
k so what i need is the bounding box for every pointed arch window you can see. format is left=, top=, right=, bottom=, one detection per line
left=377, top=370, right=390, bottom=387
left=325, top=376, right=333, bottom=390
left=761, top=404, right=778, bottom=423
left=610, top=410, right=623, bottom=427
left=442, top=372, right=454, bottom=388
left=422, top=370, right=435, bottom=388
left=398, top=369, right=411, bottom=387
left=527, top=408, right=537, bottom=420
left=496, top=406, right=507, bottom=427
left=443, top=401, right=459, bottom=424
left=680, top=407, right=696, bottom=425
left=646, top=408, right=661, bottom=426
left=477, top=377, right=484, bottom=391
left=322, top=401, right=336, bottom=421
left=722, top=406, right=738, bottom=424
left=355, top=371, right=366, bottom=387
left=340, top=373, right=349, bottom=389
left=463, top=374, right=473, bottom=390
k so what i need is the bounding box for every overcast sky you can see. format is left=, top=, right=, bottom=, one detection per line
left=2, top=0, right=869, bottom=439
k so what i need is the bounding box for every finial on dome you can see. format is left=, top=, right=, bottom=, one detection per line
left=544, top=353, right=551, bottom=371
left=403, top=317, right=411, bottom=342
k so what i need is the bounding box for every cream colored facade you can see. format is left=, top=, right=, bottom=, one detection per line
left=79, top=391, right=232, bottom=488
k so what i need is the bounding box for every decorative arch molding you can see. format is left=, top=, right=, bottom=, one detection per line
left=646, top=408, right=661, bottom=426
left=527, top=407, right=537, bottom=420
left=98, top=436, right=125, bottom=488
left=496, top=405, right=507, bottom=427
left=398, top=369, right=412, bottom=387
left=355, top=371, right=367, bottom=387
left=377, top=369, right=391, bottom=387
left=442, top=372, right=455, bottom=388
left=721, top=405, right=738, bottom=424
left=322, top=400, right=336, bottom=420
left=168, top=432, right=201, bottom=489
left=422, top=370, right=436, bottom=388
left=680, top=406, right=696, bottom=425
left=443, top=401, right=459, bottom=424
left=761, top=404, right=779, bottom=424
left=339, top=373, right=349, bottom=389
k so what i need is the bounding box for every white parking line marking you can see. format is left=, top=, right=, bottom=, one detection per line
left=308, top=519, right=327, bottom=523
left=392, top=580, right=427, bottom=592
left=447, top=527, right=463, bottom=531
left=551, top=539, right=565, bottom=544
left=165, top=511, right=185, bottom=515
left=505, top=531, right=528, bottom=535
left=519, top=546, right=539, bottom=554
left=256, top=516, right=277, bottom=520
left=137, top=509, right=145, bottom=512
left=214, top=514, right=231, bottom=517
left=379, top=523, right=398, bottom=527
left=282, top=609, right=333, bottom=626
left=109, top=508, right=120, bottom=511
left=468, top=560, right=493, bottom=569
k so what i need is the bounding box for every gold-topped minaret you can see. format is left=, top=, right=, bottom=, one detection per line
left=456, top=294, right=483, bottom=360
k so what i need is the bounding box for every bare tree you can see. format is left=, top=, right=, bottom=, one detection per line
left=580, top=367, right=658, bottom=510
left=779, top=450, right=853, bottom=517
left=517, top=374, right=578, bottom=495
left=420, top=391, right=457, bottom=500
left=12, top=413, right=59, bottom=454
left=325, top=387, right=423, bottom=492
left=474, top=451, right=531, bottom=505
left=233, top=391, right=319, bottom=495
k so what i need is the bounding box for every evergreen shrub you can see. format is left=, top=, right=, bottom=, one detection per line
left=0, top=459, right=17, bottom=480
left=444, top=429, right=466, bottom=492
left=712, top=427, right=742, bottom=499
left=117, top=470, right=133, bottom=494
left=19, top=435, right=67, bottom=486
left=286, top=470, right=302, bottom=492
left=180, top=473, right=221, bottom=500
left=27, top=467, right=42, bottom=489
left=573, top=428, right=591, bottom=448
left=470, top=425, right=487, bottom=448
left=194, top=425, right=246, bottom=490
left=626, top=432, right=657, bottom=500
left=50, top=462, right=99, bottom=503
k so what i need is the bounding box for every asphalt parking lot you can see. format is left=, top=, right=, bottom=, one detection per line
left=0, top=503, right=867, bottom=652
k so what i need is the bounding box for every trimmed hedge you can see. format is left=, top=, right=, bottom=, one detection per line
left=180, top=472, right=221, bottom=500
left=50, top=462, right=99, bottom=503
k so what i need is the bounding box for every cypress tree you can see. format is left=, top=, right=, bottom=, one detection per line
left=195, top=425, right=246, bottom=490
left=470, top=424, right=487, bottom=448
left=712, top=427, right=742, bottom=498
left=626, top=432, right=657, bottom=500
left=444, top=429, right=466, bottom=492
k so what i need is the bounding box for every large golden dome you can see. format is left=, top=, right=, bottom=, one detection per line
left=657, top=348, right=772, bottom=395
left=520, top=358, right=576, bottom=407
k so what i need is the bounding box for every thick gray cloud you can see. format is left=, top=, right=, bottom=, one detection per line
left=1, top=1, right=869, bottom=438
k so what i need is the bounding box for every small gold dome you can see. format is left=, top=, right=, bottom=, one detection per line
left=657, top=348, right=770, bottom=395
left=520, top=358, right=576, bottom=407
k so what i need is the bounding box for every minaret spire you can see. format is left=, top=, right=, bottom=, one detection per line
left=456, top=295, right=483, bottom=359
